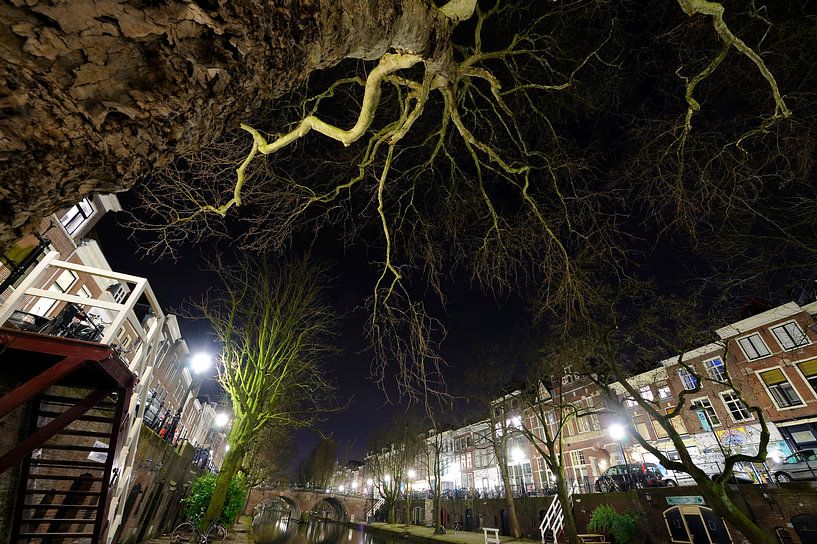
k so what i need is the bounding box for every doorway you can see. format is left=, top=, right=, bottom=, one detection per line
left=792, top=514, right=817, bottom=544
left=663, top=506, right=731, bottom=544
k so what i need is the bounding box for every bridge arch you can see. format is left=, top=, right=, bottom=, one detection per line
left=309, top=497, right=347, bottom=521
left=255, top=495, right=302, bottom=521
left=245, top=488, right=370, bottom=522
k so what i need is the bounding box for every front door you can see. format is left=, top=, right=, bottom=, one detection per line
left=663, top=506, right=732, bottom=544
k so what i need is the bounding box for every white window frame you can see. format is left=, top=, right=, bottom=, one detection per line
left=59, top=197, right=96, bottom=236
left=690, top=397, right=721, bottom=427
left=639, top=385, right=655, bottom=402
left=678, top=368, right=698, bottom=391
left=736, top=332, right=771, bottom=361
left=770, top=320, right=811, bottom=352
left=718, top=391, right=753, bottom=423
left=657, top=384, right=673, bottom=400
left=794, top=358, right=817, bottom=400
left=755, top=366, right=806, bottom=411
left=703, top=357, right=727, bottom=382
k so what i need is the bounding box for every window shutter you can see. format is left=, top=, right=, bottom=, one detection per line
left=798, top=358, right=817, bottom=377
left=760, top=368, right=786, bottom=385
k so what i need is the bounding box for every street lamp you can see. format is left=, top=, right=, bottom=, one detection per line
left=166, top=351, right=213, bottom=443
left=608, top=423, right=633, bottom=488
left=214, top=412, right=230, bottom=428
left=405, top=470, right=416, bottom=525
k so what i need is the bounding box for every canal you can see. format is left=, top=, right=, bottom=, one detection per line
left=253, top=504, right=399, bottom=544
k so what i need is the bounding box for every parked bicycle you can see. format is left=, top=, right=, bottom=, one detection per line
left=171, top=520, right=227, bottom=544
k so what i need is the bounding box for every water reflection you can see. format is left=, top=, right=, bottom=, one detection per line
left=254, top=507, right=397, bottom=544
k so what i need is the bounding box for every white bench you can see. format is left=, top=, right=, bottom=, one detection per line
left=483, top=527, right=500, bottom=544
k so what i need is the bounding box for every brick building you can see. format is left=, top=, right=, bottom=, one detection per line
left=0, top=199, right=230, bottom=542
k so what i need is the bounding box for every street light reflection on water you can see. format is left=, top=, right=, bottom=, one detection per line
left=254, top=503, right=399, bottom=544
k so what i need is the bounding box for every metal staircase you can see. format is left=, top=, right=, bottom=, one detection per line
left=539, top=494, right=565, bottom=544
left=0, top=251, right=167, bottom=543
left=11, top=388, right=126, bottom=541
left=367, top=497, right=385, bottom=520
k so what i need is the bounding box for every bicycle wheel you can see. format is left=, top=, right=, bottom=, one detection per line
left=205, top=524, right=227, bottom=543
left=171, top=522, right=197, bottom=543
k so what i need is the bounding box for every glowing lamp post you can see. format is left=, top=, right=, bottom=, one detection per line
left=608, top=423, right=633, bottom=488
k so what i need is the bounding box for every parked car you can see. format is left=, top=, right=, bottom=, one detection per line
left=770, top=449, right=817, bottom=482
left=594, top=463, right=677, bottom=492
left=710, top=469, right=755, bottom=484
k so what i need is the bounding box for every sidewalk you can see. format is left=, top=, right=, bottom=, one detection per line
left=138, top=516, right=253, bottom=544
left=366, top=523, right=539, bottom=544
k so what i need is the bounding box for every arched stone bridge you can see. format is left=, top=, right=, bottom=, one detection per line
left=246, top=488, right=370, bottom=522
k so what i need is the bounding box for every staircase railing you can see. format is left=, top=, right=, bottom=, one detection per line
left=539, top=494, right=564, bottom=544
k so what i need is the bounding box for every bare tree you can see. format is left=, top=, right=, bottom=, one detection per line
left=191, top=255, right=337, bottom=524
left=242, top=425, right=296, bottom=490
left=516, top=357, right=602, bottom=544
left=365, top=417, right=425, bottom=524
left=466, top=352, right=524, bottom=539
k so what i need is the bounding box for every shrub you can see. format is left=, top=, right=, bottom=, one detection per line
left=587, top=505, right=638, bottom=544
left=183, top=472, right=248, bottom=527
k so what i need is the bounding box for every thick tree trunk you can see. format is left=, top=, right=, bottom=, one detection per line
left=205, top=415, right=251, bottom=525
left=0, top=0, right=455, bottom=247
left=554, top=466, right=579, bottom=544
left=205, top=444, right=243, bottom=525
left=498, top=460, right=522, bottom=538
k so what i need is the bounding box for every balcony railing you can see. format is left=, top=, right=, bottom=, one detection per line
left=0, top=250, right=167, bottom=544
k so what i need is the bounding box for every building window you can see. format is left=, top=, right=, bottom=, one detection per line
left=29, top=269, right=79, bottom=316
left=759, top=368, right=804, bottom=409
left=639, top=385, right=655, bottom=402
left=720, top=391, right=753, bottom=422
left=690, top=398, right=721, bottom=427
left=797, top=358, right=817, bottom=396
left=678, top=368, right=698, bottom=390
left=59, top=198, right=96, bottom=235
left=562, top=366, right=575, bottom=385
left=704, top=357, right=727, bottom=382
left=657, top=385, right=672, bottom=400
left=771, top=322, right=810, bottom=351
left=738, top=333, right=771, bottom=361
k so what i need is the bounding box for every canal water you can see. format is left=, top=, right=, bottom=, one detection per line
left=253, top=506, right=398, bottom=544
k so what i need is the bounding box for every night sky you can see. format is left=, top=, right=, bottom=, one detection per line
left=93, top=204, right=529, bottom=464
left=86, top=0, right=817, bottom=471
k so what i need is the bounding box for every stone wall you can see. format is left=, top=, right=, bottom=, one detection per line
left=112, top=428, right=203, bottom=544
left=396, top=483, right=817, bottom=544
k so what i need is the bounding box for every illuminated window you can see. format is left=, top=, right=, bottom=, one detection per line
left=678, top=368, right=698, bottom=390
left=797, top=358, right=817, bottom=395
left=690, top=398, right=720, bottom=427
left=704, top=358, right=727, bottom=382
left=59, top=198, right=96, bottom=235
left=720, top=391, right=752, bottom=422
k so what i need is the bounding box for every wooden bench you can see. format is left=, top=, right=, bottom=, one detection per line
left=578, top=534, right=609, bottom=543
left=483, top=527, right=501, bottom=544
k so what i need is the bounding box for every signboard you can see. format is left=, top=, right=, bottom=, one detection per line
left=666, top=496, right=705, bottom=506
left=87, top=440, right=109, bottom=463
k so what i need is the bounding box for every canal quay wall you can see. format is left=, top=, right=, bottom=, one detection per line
left=113, top=430, right=204, bottom=544
left=392, top=483, right=817, bottom=544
